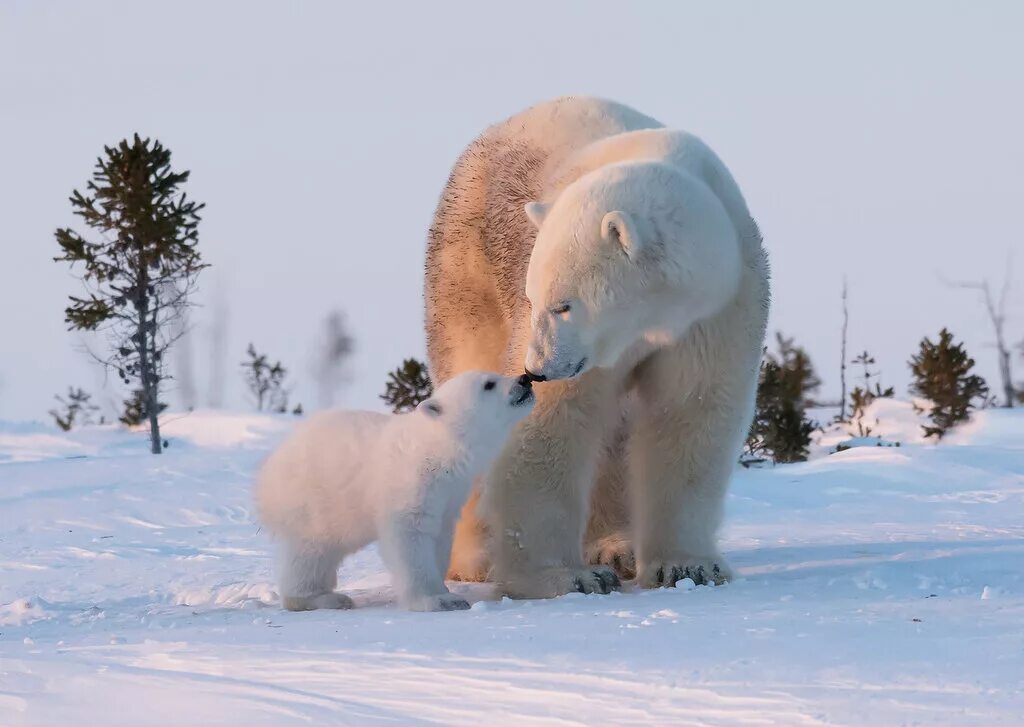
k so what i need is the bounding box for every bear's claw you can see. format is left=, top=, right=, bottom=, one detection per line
left=574, top=567, right=620, bottom=594
left=640, top=557, right=731, bottom=588
left=571, top=566, right=620, bottom=595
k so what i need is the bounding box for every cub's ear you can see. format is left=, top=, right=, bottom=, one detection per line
left=524, top=201, right=549, bottom=229
left=601, top=210, right=642, bottom=258
left=418, top=398, right=443, bottom=418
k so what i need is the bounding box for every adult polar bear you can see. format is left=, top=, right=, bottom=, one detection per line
left=425, top=96, right=769, bottom=599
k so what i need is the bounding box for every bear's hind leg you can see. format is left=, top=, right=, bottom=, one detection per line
left=446, top=488, right=490, bottom=582
left=278, top=541, right=353, bottom=611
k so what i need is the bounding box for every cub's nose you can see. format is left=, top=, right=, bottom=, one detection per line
left=517, top=373, right=536, bottom=387
left=508, top=376, right=534, bottom=407
left=522, top=369, right=547, bottom=383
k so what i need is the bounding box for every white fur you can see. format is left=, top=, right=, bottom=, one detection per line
left=255, top=372, right=534, bottom=611
left=524, top=144, right=745, bottom=380
left=425, top=97, right=769, bottom=598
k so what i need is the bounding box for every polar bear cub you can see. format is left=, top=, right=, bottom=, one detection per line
left=256, top=371, right=534, bottom=612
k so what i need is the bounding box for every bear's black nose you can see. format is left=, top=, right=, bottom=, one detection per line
left=522, top=370, right=546, bottom=383
left=516, top=373, right=535, bottom=388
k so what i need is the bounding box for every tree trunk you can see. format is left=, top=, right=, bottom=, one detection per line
left=998, top=346, right=1014, bottom=408
left=986, top=284, right=1014, bottom=409
left=838, top=279, right=848, bottom=421
left=137, top=292, right=162, bottom=454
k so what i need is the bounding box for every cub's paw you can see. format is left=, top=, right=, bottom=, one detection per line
left=637, top=557, right=732, bottom=589
left=406, top=593, right=471, bottom=612
left=503, top=565, right=621, bottom=599
left=282, top=592, right=354, bottom=611
left=585, top=534, right=636, bottom=580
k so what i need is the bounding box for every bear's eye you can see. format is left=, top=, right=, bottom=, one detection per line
left=550, top=303, right=571, bottom=315
left=483, top=380, right=496, bottom=391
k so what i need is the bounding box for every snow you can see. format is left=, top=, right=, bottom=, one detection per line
left=1, top=405, right=1022, bottom=725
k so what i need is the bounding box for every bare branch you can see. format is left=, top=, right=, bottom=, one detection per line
left=941, top=260, right=1016, bottom=407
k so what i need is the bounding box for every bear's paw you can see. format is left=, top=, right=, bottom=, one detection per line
left=637, top=557, right=732, bottom=589
left=503, top=565, right=621, bottom=599
left=585, top=534, right=636, bottom=580
left=407, top=593, right=472, bottom=612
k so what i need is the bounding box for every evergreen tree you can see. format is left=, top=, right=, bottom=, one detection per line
left=746, top=333, right=821, bottom=463
left=847, top=350, right=895, bottom=437
left=241, top=344, right=291, bottom=412
left=54, top=134, right=206, bottom=454
left=49, top=387, right=99, bottom=431
left=120, top=389, right=168, bottom=427
left=382, top=358, right=434, bottom=413
left=909, top=328, right=989, bottom=439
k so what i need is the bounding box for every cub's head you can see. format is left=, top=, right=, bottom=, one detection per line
left=522, top=161, right=742, bottom=381
left=416, top=371, right=534, bottom=452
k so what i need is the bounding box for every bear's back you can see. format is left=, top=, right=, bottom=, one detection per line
left=483, top=96, right=663, bottom=165
left=428, top=98, right=663, bottom=322
left=255, top=409, right=391, bottom=542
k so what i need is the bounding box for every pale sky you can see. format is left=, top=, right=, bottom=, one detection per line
left=2, top=1, right=1023, bottom=421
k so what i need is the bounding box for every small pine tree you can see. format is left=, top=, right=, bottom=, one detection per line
left=382, top=358, right=434, bottom=413
left=909, top=328, right=989, bottom=439
left=120, top=389, right=168, bottom=427
left=847, top=350, right=895, bottom=437
left=49, top=387, right=99, bottom=431
left=54, top=134, right=207, bottom=454
left=746, top=333, right=821, bottom=463
left=242, top=344, right=291, bottom=412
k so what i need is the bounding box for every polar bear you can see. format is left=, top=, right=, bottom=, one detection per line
left=425, top=96, right=769, bottom=599
left=255, top=371, right=535, bottom=611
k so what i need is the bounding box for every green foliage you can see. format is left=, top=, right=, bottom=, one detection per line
left=909, top=328, right=989, bottom=439
left=381, top=358, right=434, bottom=413
left=242, top=344, right=291, bottom=412
left=847, top=350, right=895, bottom=437
left=49, top=387, right=99, bottom=431
left=746, top=333, right=821, bottom=464
left=1018, top=340, right=1024, bottom=404
left=54, top=134, right=207, bottom=453
left=119, top=389, right=167, bottom=427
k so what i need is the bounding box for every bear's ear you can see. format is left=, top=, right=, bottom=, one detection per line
left=524, top=201, right=549, bottom=229
left=419, top=398, right=443, bottom=419
left=601, top=210, right=642, bottom=258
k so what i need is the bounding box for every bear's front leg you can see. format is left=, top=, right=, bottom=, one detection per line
left=483, top=372, right=620, bottom=599
left=378, top=512, right=470, bottom=612
left=628, top=342, right=756, bottom=589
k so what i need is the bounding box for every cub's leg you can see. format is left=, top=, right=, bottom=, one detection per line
left=485, top=370, right=621, bottom=599
left=379, top=511, right=470, bottom=612
left=278, top=541, right=354, bottom=611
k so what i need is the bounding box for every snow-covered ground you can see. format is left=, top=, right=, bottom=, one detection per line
left=1, top=403, right=1022, bottom=726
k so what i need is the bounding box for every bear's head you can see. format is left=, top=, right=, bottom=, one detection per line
left=522, top=160, right=742, bottom=381
left=416, top=371, right=534, bottom=458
